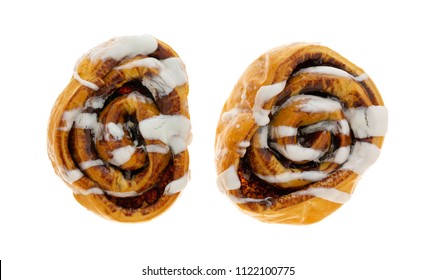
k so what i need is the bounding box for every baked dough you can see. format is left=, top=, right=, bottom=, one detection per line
left=47, top=35, right=190, bottom=222
left=215, top=43, right=387, bottom=224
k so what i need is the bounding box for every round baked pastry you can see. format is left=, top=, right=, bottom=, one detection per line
left=47, top=35, right=191, bottom=222
left=215, top=43, right=387, bottom=224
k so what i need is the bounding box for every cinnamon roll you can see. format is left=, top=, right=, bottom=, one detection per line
left=215, top=43, right=387, bottom=224
left=47, top=35, right=191, bottom=222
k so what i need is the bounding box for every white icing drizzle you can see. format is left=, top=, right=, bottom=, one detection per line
left=75, top=113, right=99, bottom=131
left=76, top=172, right=189, bottom=197
left=77, top=189, right=143, bottom=198
left=105, top=190, right=139, bottom=198
left=338, top=119, right=350, bottom=135
left=79, top=159, right=104, bottom=170
left=296, top=66, right=354, bottom=79
left=239, top=141, right=250, bottom=147
left=138, top=115, right=191, bottom=155
left=60, top=168, right=83, bottom=184
left=74, top=187, right=104, bottom=196
left=287, top=95, right=342, bottom=113
left=105, top=122, right=124, bottom=141
left=59, top=108, right=81, bottom=131
left=74, top=188, right=138, bottom=197
left=87, top=35, right=158, bottom=62
left=229, top=195, right=273, bottom=206
left=255, top=126, right=269, bottom=148
left=268, top=120, right=352, bottom=163
left=164, top=172, right=190, bottom=195
left=116, top=56, right=159, bottom=69
left=345, top=106, right=388, bottom=138
left=217, top=165, right=241, bottom=191
left=295, top=187, right=351, bottom=204
left=116, top=57, right=187, bottom=98
left=341, top=142, right=380, bottom=174
left=270, top=125, right=298, bottom=138
left=126, top=91, right=152, bottom=103
left=145, top=144, right=169, bottom=154
left=326, top=146, right=350, bottom=165
left=270, top=143, right=324, bottom=162
left=160, top=57, right=188, bottom=88
left=73, top=35, right=159, bottom=89
left=355, top=73, right=369, bottom=82
left=109, top=145, right=137, bottom=166
left=295, top=66, right=369, bottom=82
left=221, top=108, right=242, bottom=122
left=73, top=71, right=99, bottom=90
left=85, top=96, right=106, bottom=109
left=300, top=120, right=338, bottom=134
left=253, top=81, right=287, bottom=125
left=255, top=170, right=327, bottom=184
left=237, top=141, right=251, bottom=157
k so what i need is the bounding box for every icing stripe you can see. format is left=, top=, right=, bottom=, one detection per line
left=139, top=115, right=191, bottom=155
left=269, top=143, right=324, bottom=162
left=295, top=187, right=351, bottom=204
left=59, top=108, right=81, bottom=131
left=60, top=168, right=83, bottom=184
left=75, top=188, right=138, bottom=198
left=325, top=146, right=350, bottom=165
left=355, top=73, right=369, bottom=82
left=253, top=81, right=287, bottom=125
left=256, top=170, right=327, bottom=184
left=145, top=144, right=169, bottom=154
left=270, top=125, right=298, bottom=138
left=164, top=172, right=190, bottom=195
left=105, top=122, right=124, bottom=141
left=281, top=94, right=342, bottom=113
left=342, top=142, right=380, bottom=174
left=229, top=195, right=273, bottom=206
left=74, top=173, right=189, bottom=197
left=79, top=159, right=104, bottom=170
left=345, top=106, right=388, bottom=138
left=75, top=113, right=99, bottom=131
left=73, top=71, right=99, bottom=90
left=296, top=66, right=354, bottom=79
left=74, top=187, right=104, bottom=195
left=85, top=96, right=105, bottom=109
left=237, top=141, right=251, bottom=157
left=338, top=119, right=350, bottom=135
left=109, top=145, right=137, bottom=166
left=87, top=35, right=158, bottom=62
left=295, top=66, right=369, bottom=82
left=217, top=165, right=241, bottom=191
left=255, top=126, right=269, bottom=148
left=116, top=57, right=187, bottom=97
left=106, top=190, right=139, bottom=197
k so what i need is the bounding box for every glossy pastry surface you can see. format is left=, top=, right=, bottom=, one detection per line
left=48, top=35, right=190, bottom=222
left=215, top=43, right=387, bottom=224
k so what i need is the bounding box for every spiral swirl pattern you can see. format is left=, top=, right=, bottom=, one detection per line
left=215, top=43, right=387, bottom=224
left=48, top=35, right=190, bottom=222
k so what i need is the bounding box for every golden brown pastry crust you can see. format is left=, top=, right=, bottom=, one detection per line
left=215, top=43, right=386, bottom=224
left=48, top=35, right=190, bottom=222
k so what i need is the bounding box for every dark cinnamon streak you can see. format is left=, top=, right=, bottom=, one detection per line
left=107, top=162, right=175, bottom=212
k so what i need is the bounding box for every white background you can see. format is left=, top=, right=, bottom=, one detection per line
left=1, top=0, right=434, bottom=279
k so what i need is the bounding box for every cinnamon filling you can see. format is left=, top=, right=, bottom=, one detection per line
left=69, top=81, right=177, bottom=209
left=106, top=163, right=175, bottom=209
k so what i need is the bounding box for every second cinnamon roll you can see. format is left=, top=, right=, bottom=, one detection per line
left=215, top=43, right=387, bottom=224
